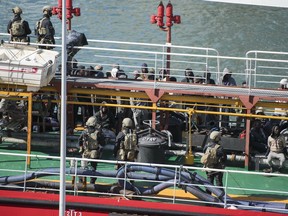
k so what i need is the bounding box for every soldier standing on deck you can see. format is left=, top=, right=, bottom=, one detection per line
left=78, top=116, right=105, bottom=185
left=114, top=118, right=138, bottom=169
left=7, top=6, right=31, bottom=42
left=202, top=131, right=227, bottom=193
left=35, top=5, right=55, bottom=49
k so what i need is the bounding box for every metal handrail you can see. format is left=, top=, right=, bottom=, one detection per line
left=1, top=32, right=288, bottom=90
left=0, top=152, right=287, bottom=213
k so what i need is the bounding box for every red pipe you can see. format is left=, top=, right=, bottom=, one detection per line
left=166, top=2, right=173, bottom=27
left=157, top=1, right=165, bottom=27
left=66, top=0, right=73, bottom=30
left=66, top=0, right=72, bottom=19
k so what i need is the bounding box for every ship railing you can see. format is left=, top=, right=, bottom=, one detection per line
left=0, top=151, right=287, bottom=213
left=246, top=50, right=288, bottom=89
left=2, top=33, right=288, bottom=90
left=75, top=38, right=288, bottom=90
left=63, top=38, right=288, bottom=90
left=1, top=33, right=220, bottom=85
left=66, top=40, right=221, bottom=87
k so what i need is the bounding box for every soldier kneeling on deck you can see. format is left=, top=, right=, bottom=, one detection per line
left=78, top=116, right=105, bottom=185
left=114, top=118, right=138, bottom=169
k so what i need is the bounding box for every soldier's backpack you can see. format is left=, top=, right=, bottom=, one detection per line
left=123, top=130, right=137, bottom=150
left=35, top=18, right=46, bottom=36
left=201, top=144, right=220, bottom=167
left=86, top=130, right=100, bottom=150
left=121, top=130, right=137, bottom=160
left=10, top=19, right=25, bottom=36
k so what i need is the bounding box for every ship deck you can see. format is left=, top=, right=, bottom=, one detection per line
left=0, top=137, right=287, bottom=215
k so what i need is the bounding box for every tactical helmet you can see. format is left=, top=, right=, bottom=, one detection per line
left=122, top=118, right=133, bottom=129
left=209, top=131, right=221, bottom=141
left=86, top=116, right=97, bottom=127
left=12, top=6, right=22, bottom=14
left=43, top=5, right=52, bottom=13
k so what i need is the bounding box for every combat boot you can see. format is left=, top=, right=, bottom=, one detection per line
left=264, top=167, right=273, bottom=173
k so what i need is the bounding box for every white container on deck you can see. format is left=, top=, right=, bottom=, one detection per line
left=0, top=43, right=60, bottom=91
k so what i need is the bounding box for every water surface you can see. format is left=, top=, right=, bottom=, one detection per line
left=1, top=0, right=288, bottom=55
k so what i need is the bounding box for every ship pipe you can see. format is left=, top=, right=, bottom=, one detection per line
left=117, top=166, right=220, bottom=203
left=143, top=179, right=219, bottom=203
left=8, top=181, right=113, bottom=192
left=194, top=152, right=246, bottom=162
left=117, top=165, right=224, bottom=203
left=0, top=167, right=172, bottom=185
left=193, top=152, right=288, bottom=168
left=122, top=165, right=225, bottom=199
left=116, top=165, right=189, bottom=191
left=0, top=165, right=230, bottom=205
left=228, top=201, right=288, bottom=214
left=193, top=171, right=231, bottom=202
left=123, top=172, right=173, bottom=181
left=124, top=165, right=192, bottom=183
left=0, top=168, right=117, bottom=184
left=139, top=179, right=219, bottom=203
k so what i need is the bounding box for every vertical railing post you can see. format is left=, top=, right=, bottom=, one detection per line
left=23, top=154, right=29, bottom=192
left=123, top=162, right=127, bottom=198
left=224, top=170, right=229, bottom=209
left=172, top=166, right=178, bottom=204
left=27, top=92, right=33, bottom=168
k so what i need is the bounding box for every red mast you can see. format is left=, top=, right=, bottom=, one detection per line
left=52, top=0, right=81, bottom=30
left=151, top=0, right=181, bottom=79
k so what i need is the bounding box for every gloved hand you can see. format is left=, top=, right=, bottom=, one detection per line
left=78, top=146, right=84, bottom=154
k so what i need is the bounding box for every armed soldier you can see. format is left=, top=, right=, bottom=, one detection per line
left=7, top=6, right=31, bottom=42
left=202, top=131, right=227, bottom=194
left=78, top=116, right=105, bottom=185
left=35, top=5, right=55, bottom=49
left=114, top=118, right=138, bottom=169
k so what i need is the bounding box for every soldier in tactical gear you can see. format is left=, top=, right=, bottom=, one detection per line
left=7, top=6, right=31, bottom=42
left=114, top=118, right=138, bottom=169
left=78, top=116, right=105, bottom=185
left=35, top=5, right=55, bottom=49
left=202, top=130, right=226, bottom=194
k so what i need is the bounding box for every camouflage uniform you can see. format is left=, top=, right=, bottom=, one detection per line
left=114, top=118, right=138, bottom=169
left=7, top=7, right=31, bottom=42
left=35, top=6, right=55, bottom=49
left=78, top=116, right=105, bottom=184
